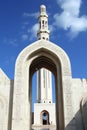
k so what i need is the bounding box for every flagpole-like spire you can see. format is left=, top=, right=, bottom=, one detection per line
left=37, top=5, right=50, bottom=40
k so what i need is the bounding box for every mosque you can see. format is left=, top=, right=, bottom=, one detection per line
left=0, top=4, right=87, bottom=130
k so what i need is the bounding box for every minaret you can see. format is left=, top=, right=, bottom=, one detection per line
left=36, top=5, right=52, bottom=104
left=37, top=68, right=52, bottom=103
left=37, top=5, right=50, bottom=40
left=34, top=5, right=56, bottom=126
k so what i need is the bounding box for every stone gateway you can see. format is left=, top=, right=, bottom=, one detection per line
left=0, top=5, right=87, bottom=130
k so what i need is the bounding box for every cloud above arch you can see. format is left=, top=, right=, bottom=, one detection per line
left=54, top=0, right=87, bottom=38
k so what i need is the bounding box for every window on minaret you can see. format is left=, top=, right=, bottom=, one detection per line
left=42, top=20, right=44, bottom=28
left=45, top=21, right=47, bottom=27
left=39, top=21, right=41, bottom=29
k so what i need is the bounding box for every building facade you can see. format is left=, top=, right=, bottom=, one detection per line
left=0, top=4, right=87, bottom=130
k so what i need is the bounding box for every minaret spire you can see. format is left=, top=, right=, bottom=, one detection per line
left=37, top=5, right=50, bottom=40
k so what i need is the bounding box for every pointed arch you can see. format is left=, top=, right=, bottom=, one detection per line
left=12, top=40, right=73, bottom=130
left=40, top=110, right=49, bottom=125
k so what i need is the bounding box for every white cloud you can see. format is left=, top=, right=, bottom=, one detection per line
left=29, top=23, right=38, bottom=40
left=23, top=12, right=39, bottom=18
left=21, top=34, right=29, bottom=41
left=21, top=23, right=38, bottom=41
left=32, top=23, right=39, bottom=33
left=57, top=0, right=81, bottom=16
left=21, top=12, right=39, bottom=41
left=49, top=25, right=55, bottom=32
left=3, top=38, right=18, bottom=47
left=54, top=0, right=87, bottom=38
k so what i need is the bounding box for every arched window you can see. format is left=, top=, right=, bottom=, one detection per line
left=41, top=110, right=49, bottom=125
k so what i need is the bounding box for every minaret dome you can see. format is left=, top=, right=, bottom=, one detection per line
left=40, top=5, right=46, bottom=13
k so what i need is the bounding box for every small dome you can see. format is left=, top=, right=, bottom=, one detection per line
left=40, top=4, right=46, bottom=13
left=41, top=5, right=46, bottom=8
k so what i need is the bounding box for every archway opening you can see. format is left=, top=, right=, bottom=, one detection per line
left=41, top=110, right=49, bottom=125
left=31, top=68, right=56, bottom=126
left=30, top=55, right=57, bottom=127
left=29, top=54, right=64, bottom=130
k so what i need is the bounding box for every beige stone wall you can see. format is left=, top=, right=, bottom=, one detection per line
left=67, top=78, right=87, bottom=130
left=0, top=69, right=11, bottom=130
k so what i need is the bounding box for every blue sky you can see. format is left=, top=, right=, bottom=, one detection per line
left=0, top=0, right=87, bottom=79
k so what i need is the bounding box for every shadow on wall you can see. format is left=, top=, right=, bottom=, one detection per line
left=65, top=99, right=87, bottom=130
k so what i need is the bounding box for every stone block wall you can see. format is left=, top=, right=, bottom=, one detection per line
left=0, top=68, right=13, bottom=130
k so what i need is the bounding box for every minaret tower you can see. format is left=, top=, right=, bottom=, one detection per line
left=36, top=5, right=52, bottom=104
left=37, top=5, right=50, bottom=40
left=37, top=68, right=52, bottom=103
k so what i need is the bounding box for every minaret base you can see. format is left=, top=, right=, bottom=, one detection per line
left=33, top=103, right=56, bottom=126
